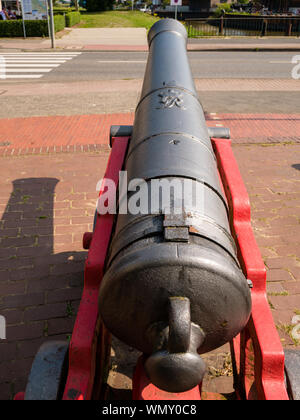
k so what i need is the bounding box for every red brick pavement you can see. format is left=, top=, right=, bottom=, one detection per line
left=0, top=113, right=299, bottom=399
left=0, top=152, right=110, bottom=399
left=0, top=113, right=299, bottom=156
left=213, top=114, right=300, bottom=144
left=0, top=113, right=134, bottom=155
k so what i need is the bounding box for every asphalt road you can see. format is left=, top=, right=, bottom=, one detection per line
left=0, top=51, right=298, bottom=82
left=0, top=50, right=299, bottom=117
left=42, top=51, right=298, bottom=82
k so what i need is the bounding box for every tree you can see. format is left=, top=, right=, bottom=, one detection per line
left=86, top=0, right=114, bottom=12
left=71, top=0, right=80, bottom=10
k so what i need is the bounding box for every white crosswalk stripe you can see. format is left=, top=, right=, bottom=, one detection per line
left=0, top=52, right=81, bottom=80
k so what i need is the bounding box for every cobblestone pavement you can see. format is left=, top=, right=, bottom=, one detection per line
left=0, top=113, right=299, bottom=399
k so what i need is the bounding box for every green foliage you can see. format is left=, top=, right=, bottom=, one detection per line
left=65, top=11, right=81, bottom=27
left=79, top=11, right=160, bottom=29
left=161, top=0, right=169, bottom=9
left=54, top=14, right=66, bottom=31
left=0, top=14, right=66, bottom=37
left=85, top=0, right=114, bottom=12
left=53, top=6, right=85, bottom=14
left=213, top=3, right=233, bottom=17
left=53, top=6, right=73, bottom=14
left=0, top=20, right=48, bottom=37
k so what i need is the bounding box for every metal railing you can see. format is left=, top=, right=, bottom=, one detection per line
left=185, top=17, right=300, bottom=37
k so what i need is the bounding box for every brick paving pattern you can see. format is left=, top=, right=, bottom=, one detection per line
left=0, top=152, right=110, bottom=399
left=195, top=79, right=300, bottom=92
left=0, top=113, right=300, bottom=156
left=0, top=112, right=299, bottom=399
left=211, top=113, right=300, bottom=144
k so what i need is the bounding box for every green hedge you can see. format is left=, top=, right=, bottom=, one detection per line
left=54, top=14, right=66, bottom=32
left=65, top=12, right=81, bottom=27
left=53, top=7, right=85, bottom=15
left=0, top=15, right=66, bottom=37
left=0, top=20, right=48, bottom=37
left=53, top=7, right=73, bottom=15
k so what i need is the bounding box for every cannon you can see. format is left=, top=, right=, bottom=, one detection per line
left=98, top=19, right=251, bottom=393
left=21, top=19, right=300, bottom=401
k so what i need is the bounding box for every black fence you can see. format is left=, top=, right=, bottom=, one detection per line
left=185, top=17, right=300, bottom=37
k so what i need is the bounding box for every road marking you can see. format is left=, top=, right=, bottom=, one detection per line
left=3, top=58, right=72, bottom=61
left=269, top=61, right=293, bottom=64
left=0, top=52, right=81, bottom=80
left=1, top=52, right=81, bottom=55
left=3, top=61, right=68, bottom=64
left=5, top=64, right=60, bottom=68
left=4, top=69, right=52, bottom=72
left=97, top=60, right=147, bottom=64
left=3, top=75, right=43, bottom=79
left=2, top=56, right=73, bottom=59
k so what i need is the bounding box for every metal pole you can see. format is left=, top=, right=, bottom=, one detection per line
left=45, top=0, right=50, bottom=42
left=132, top=0, right=134, bottom=12
left=175, top=5, right=177, bottom=20
left=48, top=0, right=55, bottom=49
left=20, top=0, right=26, bottom=39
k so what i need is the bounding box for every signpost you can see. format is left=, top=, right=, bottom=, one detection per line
left=48, top=0, right=55, bottom=49
left=22, top=0, right=48, bottom=20
left=20, top=0, right=53, bottom=48
left=170, top=0, right=182, bottom=20
left=20, top=0, right=27, bottom=38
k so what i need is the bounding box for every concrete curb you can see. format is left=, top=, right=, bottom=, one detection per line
left=1, top=42, right=300, bottom=53
left=187, top=45, right=300, bottom=52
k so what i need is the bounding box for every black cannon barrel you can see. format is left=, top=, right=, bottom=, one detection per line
left=99, top=19, right=251, bottom=393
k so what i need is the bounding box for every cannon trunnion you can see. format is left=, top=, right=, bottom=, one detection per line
left=98, top=19, right=252, bottom=393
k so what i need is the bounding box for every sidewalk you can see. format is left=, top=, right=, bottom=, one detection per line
left=0, top=27, right=300, bottom=51
left=0, top=112, right=300, bottom=155
left=0, top=111, right=299, bottom=399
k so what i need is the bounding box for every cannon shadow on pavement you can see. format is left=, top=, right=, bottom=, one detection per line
left=0, top=177, right=86, bottom=399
